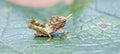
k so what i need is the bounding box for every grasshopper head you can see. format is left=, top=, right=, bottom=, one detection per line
left=50, top=16, right=67, bottom=25
left=50, top=14, right=72, bottom=29
left=50, top=14, right=72, bottom=24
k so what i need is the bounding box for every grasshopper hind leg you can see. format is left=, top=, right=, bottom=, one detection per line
left=34, top=31, right=43, bottom=36
left=35, top=31, right=53, bottom=41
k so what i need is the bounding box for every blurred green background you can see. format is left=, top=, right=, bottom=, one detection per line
left=0, top=0, right=120, bottom=54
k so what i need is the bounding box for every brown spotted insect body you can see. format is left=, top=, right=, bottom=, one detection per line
left=28, top=14, right=72, bottom=41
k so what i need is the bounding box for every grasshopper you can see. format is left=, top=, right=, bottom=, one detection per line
left=28, top=14, right=72, bottom=41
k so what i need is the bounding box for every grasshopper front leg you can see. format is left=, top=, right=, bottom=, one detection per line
left=59, top=28, right=68, bottom=36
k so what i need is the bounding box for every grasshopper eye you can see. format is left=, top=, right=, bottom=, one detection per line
left=61, top=18, right=66, bottom=22
left=56, top=19, right=58, bottom=21
left=63, top=20, right=66, bottom=22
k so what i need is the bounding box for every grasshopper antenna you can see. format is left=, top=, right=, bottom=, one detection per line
left=66, top=13, right=72, bottom=19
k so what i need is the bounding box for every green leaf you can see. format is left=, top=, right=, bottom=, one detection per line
left=0, top=0, right=120, bottom=54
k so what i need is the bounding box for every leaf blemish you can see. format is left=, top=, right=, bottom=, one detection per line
left=98, top=23, right=109, bottom=30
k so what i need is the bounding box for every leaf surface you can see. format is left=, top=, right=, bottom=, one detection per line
left=0, top=0, right=120, bottom=54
